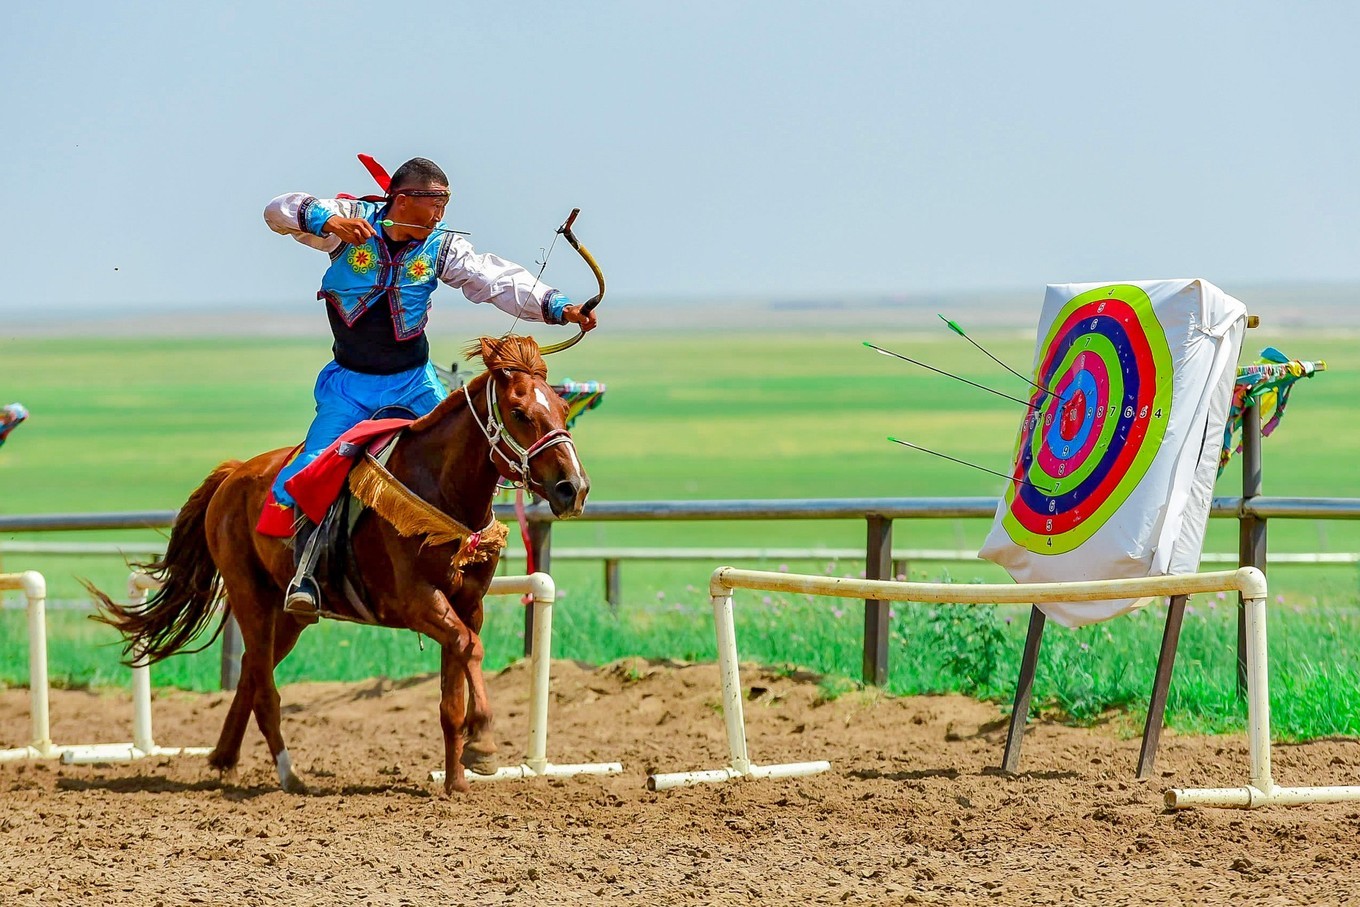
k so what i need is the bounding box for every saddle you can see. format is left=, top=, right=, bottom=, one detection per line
left=285, top=405, right=508, bottom=624
left=290, top=427, right=405, bottom=624
left=281, top=407, right=414, bottom=624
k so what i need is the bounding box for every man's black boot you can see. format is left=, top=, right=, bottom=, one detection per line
left=283, top=517, right=322, bottom=623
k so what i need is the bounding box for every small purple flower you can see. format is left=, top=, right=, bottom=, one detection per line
left=888, top=608, right=898, bottom=619
left=1005, top=617, right=1013, bottom=625
left=762, top=595, right=773, bottom=605
left=824, top=562, right=836, bottom=574
left=778, top=563, right=789, bottom=572
left=1275, top=595, right=1286, bottom=604
left=831, top=608, right=845, bottom=620
left=656, top=590, right=665, bottom=601
left=858, top=570, right=867, bottom=579
left=1079, top=642, right=1090, bottom=652
left=1208, top=600, right=1217, bottom=610
left=1216, top=591, right=1227, bottom=601
left=895, top=573, right=906, bottom=581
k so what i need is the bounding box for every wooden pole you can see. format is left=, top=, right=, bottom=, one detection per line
left=1136, top=595, right=1187, bottom=778
left=1001, top=605, right=1046, bottom=773
left=526, top=520, right=552, bottom=657
left=1238, top=402, right=1265, bottom=698
left=862, top=516, right=892, bottom=686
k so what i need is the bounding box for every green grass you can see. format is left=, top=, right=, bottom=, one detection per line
left=1, top=329, right=1356, bottom=739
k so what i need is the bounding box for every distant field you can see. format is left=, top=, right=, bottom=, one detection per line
left=0, top=328, right=1355, bottom=737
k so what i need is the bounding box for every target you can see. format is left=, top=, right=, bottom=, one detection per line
left=1001, top=284, right=1173, bottom=554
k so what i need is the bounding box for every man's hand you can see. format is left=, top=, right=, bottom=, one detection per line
left=323, top=216, right=378, bottom=245
left=562, top=304, right=598, bottom=332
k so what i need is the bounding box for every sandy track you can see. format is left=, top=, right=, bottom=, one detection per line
left=3, top=658, right=1360, bottom=905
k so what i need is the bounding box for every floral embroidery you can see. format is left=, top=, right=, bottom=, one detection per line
left=406, top=255, right=434, bottom=282
left=347, top=245, right=377, bottom=275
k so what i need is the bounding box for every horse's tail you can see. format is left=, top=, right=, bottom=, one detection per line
left=87, top=460, right=242, bottom=666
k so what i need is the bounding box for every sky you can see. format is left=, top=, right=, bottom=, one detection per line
left=2, top=1, right=1358, bottom=318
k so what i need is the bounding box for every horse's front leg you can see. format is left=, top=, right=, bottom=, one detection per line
left=459, top=627, right=498, bottom=772
left=438, top=642, right=470, bottom=793
left=417, top=588, right=496, bottom=794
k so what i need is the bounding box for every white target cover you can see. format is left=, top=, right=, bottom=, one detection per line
left=979, top=278, right=1246, bottom=627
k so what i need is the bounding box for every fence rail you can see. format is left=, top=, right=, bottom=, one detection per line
left=5, top=495, right=1360, bottom=536
left=4, top=391, right=1359, bottom=694
left=5, top=493, right=1360, bottom=664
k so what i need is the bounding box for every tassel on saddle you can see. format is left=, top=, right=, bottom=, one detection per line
left=346, top=452, right=507, bottom=568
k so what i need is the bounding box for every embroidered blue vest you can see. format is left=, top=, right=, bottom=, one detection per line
left=314, top=202, right=451, bottom=341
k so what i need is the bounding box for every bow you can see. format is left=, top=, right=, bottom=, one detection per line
left=538, top=208, right=606, bottom=355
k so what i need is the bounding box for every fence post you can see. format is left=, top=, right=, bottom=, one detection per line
left=526, top=519, right=552, bottom=657
left=863, top=515, right=892, bottom=686
left=219, top=612, right=242, bottom=691
left=605, top=558, right=621, bottom=610
left=1238, top=402, right=1265, bottom=698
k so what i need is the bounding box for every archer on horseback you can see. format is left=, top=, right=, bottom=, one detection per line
left=263, top=155, right=598, bottom=619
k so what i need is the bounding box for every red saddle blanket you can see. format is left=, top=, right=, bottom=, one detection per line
left=255, top=418, right=410, bottom=537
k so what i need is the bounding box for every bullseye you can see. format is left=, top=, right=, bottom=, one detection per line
left=1059, top=390, right=1085, bottom=441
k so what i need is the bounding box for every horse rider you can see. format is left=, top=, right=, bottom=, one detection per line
left=264, top=156, right=598, bottom=619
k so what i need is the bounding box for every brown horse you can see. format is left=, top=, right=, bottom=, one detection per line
left=89, top=335, right=589, bottom=794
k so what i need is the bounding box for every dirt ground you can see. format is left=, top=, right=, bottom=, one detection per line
left=3, top=658, right=1360, bottom=906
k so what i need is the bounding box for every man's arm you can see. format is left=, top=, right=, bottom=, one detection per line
left=263, top=193, right=373, bottom=253
left=438, top=236, right=571, bottom=324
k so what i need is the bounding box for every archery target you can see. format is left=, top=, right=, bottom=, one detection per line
left=1003, top=284, right=1173, bottom=554
left=979, top=278, right=1247, bottom=628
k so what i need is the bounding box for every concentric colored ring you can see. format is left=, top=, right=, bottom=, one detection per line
left=1001, top=285, right=1173, bottom=554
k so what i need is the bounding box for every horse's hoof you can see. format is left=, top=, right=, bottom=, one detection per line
left=460, top=748, right=499, bottom=776
left=207, top=749, right=238, bottom=775
left=443, top=774, right=470, bottom=796
left=280, top=773, right=311, bottom=795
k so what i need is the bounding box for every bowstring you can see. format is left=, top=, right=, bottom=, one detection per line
left=506, top=228, right=562, bottom=340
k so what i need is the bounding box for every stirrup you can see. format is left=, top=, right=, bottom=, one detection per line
left=284, top=578, right=320, bottom=623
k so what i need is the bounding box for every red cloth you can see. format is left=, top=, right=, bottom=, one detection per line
left=254, top=418, right=410, bottom=537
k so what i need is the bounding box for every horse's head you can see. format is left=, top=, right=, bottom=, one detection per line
left=469, top=335, right=590, bottom=517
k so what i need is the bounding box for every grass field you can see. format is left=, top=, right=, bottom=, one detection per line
left=1, top=327, right=1355, bottom=738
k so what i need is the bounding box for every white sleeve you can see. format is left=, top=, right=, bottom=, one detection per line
left=437, top=235, right=557, bottom=323
left=263, top=193, right=366, bottom=254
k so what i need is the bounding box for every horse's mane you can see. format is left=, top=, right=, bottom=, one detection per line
left=409, top=334, right=546, bottom=432
left=464, top=334, right=547, bottom=379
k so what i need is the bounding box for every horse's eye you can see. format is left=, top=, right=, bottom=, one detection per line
left=511, top=409, right=531, bottom=424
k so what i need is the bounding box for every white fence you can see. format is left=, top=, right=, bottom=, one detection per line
left=0, top=567, right=622, bottom=784
left=646, top=566, right=1360, bottom=810
left=0, top=570, right=211, bottom=764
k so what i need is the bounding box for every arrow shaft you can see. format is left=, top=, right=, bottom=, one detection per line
left=866, top=343, right=1039, bottom=409
left=888, top=438, right=1053, bottom=494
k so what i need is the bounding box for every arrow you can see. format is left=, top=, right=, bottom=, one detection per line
left=939, top=314, right=1053, bottom=396
left=864, top=342, right=1040, bottom=410
left=380, top=219, right=471, bottom=237
left=887, top=437, right=1054, bottom=494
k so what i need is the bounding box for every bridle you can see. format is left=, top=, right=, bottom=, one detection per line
left=461, top=374, right=577, bottom=492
